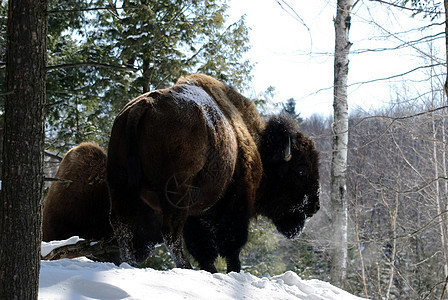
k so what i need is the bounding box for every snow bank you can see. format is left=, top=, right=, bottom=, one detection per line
left=39, top=239, right=365, bottom=300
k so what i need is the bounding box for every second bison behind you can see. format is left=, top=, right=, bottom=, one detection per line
left=107, top=74, right=320, bottom=273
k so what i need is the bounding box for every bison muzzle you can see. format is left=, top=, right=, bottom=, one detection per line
left=107, top=74, right=320, bottom=272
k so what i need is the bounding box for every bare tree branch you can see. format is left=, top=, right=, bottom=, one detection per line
left=299, top=63, right=444, bottom=103
left=274, top=0, right=313, bottom=51
left=274, top=0, right=310, bottom=32
left=368, top=0, right=444, bottom=16
left=349, top=105, right=448, bottom=150
left=351, top=63, right=443, bottom=87
left=351, top=32, right=445, bottom=55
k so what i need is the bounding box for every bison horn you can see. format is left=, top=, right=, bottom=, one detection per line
left=284, top=136, right=292, bottom=162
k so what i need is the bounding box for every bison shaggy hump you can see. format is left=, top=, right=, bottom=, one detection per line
left=107, top=74, right=320, bottom=273
left=42, top=142, right=113, bottom=242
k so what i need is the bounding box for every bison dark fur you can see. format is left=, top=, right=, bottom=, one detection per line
left=42, top=143, right=113, bottom=242
left=107, top=74, right=320, bottom=272
left=43, top=142, right=163, bottom=264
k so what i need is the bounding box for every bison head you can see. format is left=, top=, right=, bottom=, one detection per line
left=256, top=114, right=320, bottom=239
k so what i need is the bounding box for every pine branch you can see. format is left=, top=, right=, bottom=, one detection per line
left=46, top=62, right=138, bottom=72
left=44, top=150, right=63, bottom=161
left=48, top=7, right=111, bottom=14
left=43, top=177, right=72, bottom=183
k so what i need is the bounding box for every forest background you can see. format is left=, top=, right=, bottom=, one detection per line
left=1, top=0, right=448, bottom=299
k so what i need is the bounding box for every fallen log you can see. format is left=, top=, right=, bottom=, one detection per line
left=41, top=238, right=119, bottom=263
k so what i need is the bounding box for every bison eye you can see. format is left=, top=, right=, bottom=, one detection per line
left=296, top=165, right=309, bottom=177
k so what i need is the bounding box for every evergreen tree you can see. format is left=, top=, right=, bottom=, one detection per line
left=282, top=98, right=303, bottom=124
left=0, top=0, right=253, bottom=152
left=240, top=218, right=287, bottom=276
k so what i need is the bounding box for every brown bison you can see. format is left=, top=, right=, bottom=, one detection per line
left=42, top=142, right=114, bottom=242
left=43, top=142, right=162, bottom=263
left=107, top=74, right=320, bottom=272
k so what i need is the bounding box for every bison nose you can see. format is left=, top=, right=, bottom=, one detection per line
left=314, top=201, right=320, bottom=213
left=306, top=200, right=320, bottom=217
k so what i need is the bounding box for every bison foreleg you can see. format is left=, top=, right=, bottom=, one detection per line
left=110, top=214, right=138, bottom=267
left=224, top=252, right=242, bottom=273
left=184, top=216, right=219, bottom=273
left=216, top=203, right=250, bottom=273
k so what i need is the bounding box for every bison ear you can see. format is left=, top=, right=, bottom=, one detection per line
left=261, top=115, right=296, bottom=164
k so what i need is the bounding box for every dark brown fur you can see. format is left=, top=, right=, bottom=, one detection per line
left=42, top=143, right=113, bottom=242
left=107, top=74, right=320, bottom=272
left=107, top=83, right=238, bottom=267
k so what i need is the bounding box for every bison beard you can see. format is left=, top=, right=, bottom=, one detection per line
left=107, top=74, right=320, bottom=273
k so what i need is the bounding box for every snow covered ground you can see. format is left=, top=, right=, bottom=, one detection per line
left=40, top=238, right=365, bottom=300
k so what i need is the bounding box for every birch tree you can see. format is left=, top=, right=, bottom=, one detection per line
left=444, top=0, right=448, bottom=95
left=330, top=0, right=354, bottom=288
left=0, top=0, right=48, bottom=298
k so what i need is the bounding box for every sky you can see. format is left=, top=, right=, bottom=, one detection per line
left=228, top=0, right=446, bottom=118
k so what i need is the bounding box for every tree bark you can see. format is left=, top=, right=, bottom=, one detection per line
left=443, top=2, right=448, bottom=296
left=432, top=110, right=448, bottom=284
left=353, top=192, right=369, bottom=298
left=330, top=0, right=353, bottom=288
left=384, top=188, right=399, bottom=300
left=0, top=0, right=48, bottom=299
left=444, top=0, right=448, bottom=95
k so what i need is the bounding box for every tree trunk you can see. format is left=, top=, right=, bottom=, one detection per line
left=432, top=110, right=448, bottom=284
left=353, top=189, right=369, bottom=298
left=443, top=2, right=448, bottom=296
left=330, top=0, right=353, bottom=288
left=0, top=0, right=48, bottom=299
left=444, top=0, right=448, bottom=95
left=385, top=189, right=399, bottom=300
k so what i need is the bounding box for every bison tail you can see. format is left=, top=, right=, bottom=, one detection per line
left=125, top=100, right=147, bottom=189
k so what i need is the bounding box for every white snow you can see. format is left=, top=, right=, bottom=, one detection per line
left=41, top=236, right=85, bottom=257
left=39, top=238, right=365, bottom=300
left=126, top=32, right=149, bottom=40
